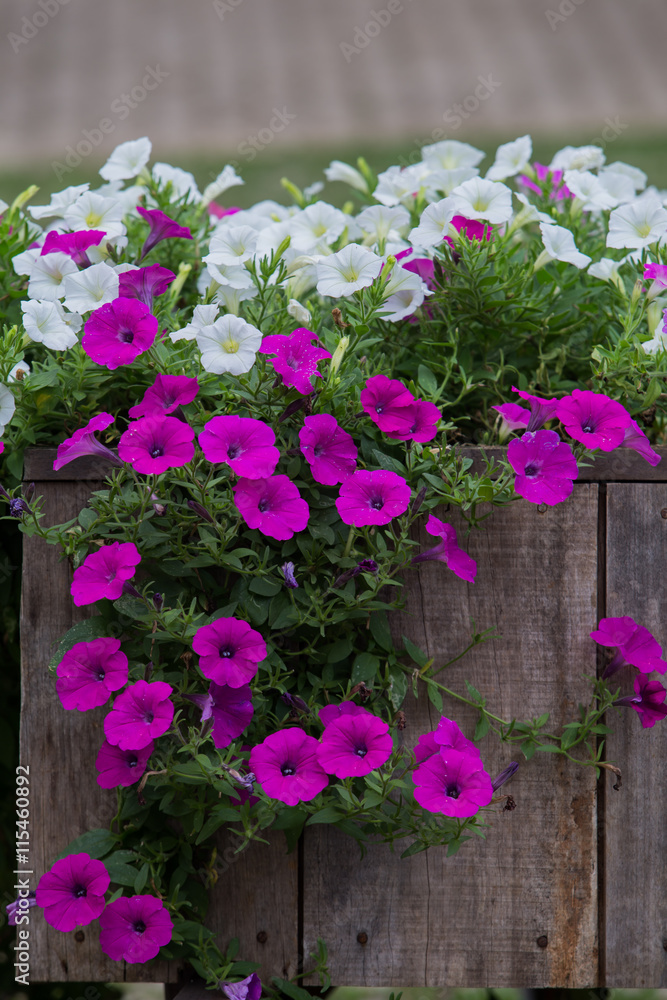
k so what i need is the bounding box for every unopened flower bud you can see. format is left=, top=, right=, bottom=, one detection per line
left=329, top=335, right=349, bottom=376
left=281, top=692, right=309, bottom=714
left=281, top=561, right=299, bottom=589
left=153, top=592, right=164, bottom=611
left=491, top=761, right=519, bottom=792
left=187, top=499, right=215, bottom=524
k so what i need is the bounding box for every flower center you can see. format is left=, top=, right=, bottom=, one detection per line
left=258, top=498, right=270, bottom=513
left=128, top=755, right=138, bottom=768
left=313, top=444, right=324, bottom=458
left=134, top=920, right=146, bottom=934
left=445, top=783, right=461, bottom=799
left=73, top=885, right=87, bottom=898
left=222, top=337, right=240, bottom=354
left=285, top=356, right=299, bottom=370
left=227, top=442, right=241, bottom=460
left=581, top=421, right=595, bottom=434
left=96, top=670, right=105, bottom=681
left=145, top=712, right=154, bottom=724
left=219, top=646, right=233, bottom=658
left=281, top=763, right=296, bottom=776
left=370, top=495, right=384, bottom=510
left=524, top=463, right=538, bottom=477
left=355, top=745, right=368, bottom=758
left=150, top=444, right=163, bottom=458
left=118, top=328, right=134, bottom=344
left=85, top=211, right=104, bottom=228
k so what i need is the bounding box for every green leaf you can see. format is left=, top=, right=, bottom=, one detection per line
left=77, top=507, right=98, bottom=529
left=249, top=577, right=282, bottom=597
left=113, top=594, right=152, bottom=621
left=464, top=679, right=484, bottom=704
left=535, top=712, right=550, bottom=728
left=369, top=610, right=393, bottom=652
left=371, top=449, right=406, bottom=475
left=105, top=862, right=139, bottom=887
left=271, top=979, right=314, bottom=1000
left=387, top=666, right=408, bottom=711
left=327, top=636, right=353, bottom=662
left=48, top=617, right=108, bottom=670
left=426, top=682, right=443, bottom=712
left=535, top=744, right=561, bottom=753
left=417, top=364, right=438, bottom=396
left=133, top=862, right=149, bottom=894
left=351, top=652, right=380, bottom=684
left=401, top=840, right=427, bottom=859
left=474, top=713, right=490, bottom=741
left=402, top=635, right=429, bottom=668
left=272, top=807, right=307, bottom=854
left=306, top=806, right=345, bottom=825
left=55, top=828, right=118, bottom=861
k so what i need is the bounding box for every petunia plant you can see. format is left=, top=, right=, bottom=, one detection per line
left=2, top=133, right=667, bottom=991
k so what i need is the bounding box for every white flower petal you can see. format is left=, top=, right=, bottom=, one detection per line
left=99, top=137, right=152, bottom=182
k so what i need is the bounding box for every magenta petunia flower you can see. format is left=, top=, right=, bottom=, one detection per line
left=6, top=892, right=36, bottom=926
left=53, top=412, right=123, bottom=471
left=299, top=414, right=357, bottom=485
left=199, top=415, right=280, bottom=479
left=249, top=728, right=329, bottom=805
left=335, top=469, right=411, bottom=527
left=35, top=853, right=110, bottom=932
left=619, top=418, right=661, bottom=466
left=511, top=386, right=559, bottom=433
left=643, top=262, right=667, bottom=288
left=41, top=229, right=106, bottom=267
left=233, top=475, right=309, bottom=540
left=118, top=265, right=175, bottom=309
left=318, top=712, right=393, bottom=778
left=591, top=616, right=667, bottom=677
left=137, top=205, right=193, bottom=260
left=95, top=738, right=155, bottom=788
left=445, top=215, right=493, bottom=247
left=208, top=682, right=254, bottom=748
left=104, top=679, right=174, bottom=750
left=433, top=716, right=481, bottom=757
left=401, top=254, right=436, bottom=288
left=259, top=327, right=332, bottom=394
left=98, top=894, right=173, bottom=963
left=56, top=637, right=128, bottom=711
left=385, top=398, right=442, bottom=443
left=360, top=374, right=416, bottom=434
left=556, top=389, right=632, bottom=452
left=507, top=429, right=578, bottom=505
left=411, top=514, right=477, bottom=582
left=614, top=673, right=667, bottom=728
left=319, top=701, right=369, bottom=728
left=70, top=541, right=141, bottom=606
left=118, top=415, right=195, bottom=474
left=82, top=297, right=158, bottom=370
left=492, top=403, right=530, bottom=436
left=192, top=617, right=267, bottom=688
left=413, top=748, right=494, bottom=817
left=219, top=973, right=262, bottom=1000
left=519, top=163, right=571, bottom=201
left=414, top=730, right=439, bottom=763
left=128, top=374, right=200, bottom=419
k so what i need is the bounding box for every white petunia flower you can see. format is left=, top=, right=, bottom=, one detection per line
left=21, top=299, right=80, bottom=350
left=97, top=181, right=145, bottom=219
left=606, top=194, right=667, bottom=249
left=29, top=183, right=90, bottom=221
left=12, top=247, right=41, bottom=277
left=486, top=135, right=532, bottom=181
left=27, top=251, right=78, bottom=301
left=170, top=303, right=219, bottom=343
left=427, top=166, right=479, bottom=196
left=642, top=313, right=667, bottom=355
left=214, top=284, right=258, bottom=315
left=450, top=177, right=513, bottom=224
left=287, top=299, right=312, bottom=324
left=152, top=163, right=201, bottom=203
left=63, top=192, right=126, bottom=238
left=304, top=182, right=325, bottom=200
left=201, top=164, right=245, bottom=207
left=0, top=384, right=16, bottom=435
left=253, top=220, right=294, bottom=261
left=196, top=314, right=263, bottom=375
left=8, top=360, right=30, bottom=383
left=550, top=145, right=605, bottom=172
left=512, top=193, right=554, bottom=227
left=538, top=222, right=591, bottom=268
left=206, top=261, right=256, bottom=290
left=62, top=261, right=119, bottom=313
left=99, top=137, right=152, bottom=182
left=356, top=205, right=411, bottom=248
left=206, top=225, right=259, bottom=267
left=408, top=197, right=456, bottom=248
left=421, top=139, right=485, bottom=171
left=379, top=266, right=431, bottom=322
left=0, top=198, right=8, bottom=215
left=599, top=162, right=647, bottom=193
left=289, top=202, right=350, bottom=252
left=595, top=170, right=636, bottom=206
left=374, top=163, right=435, bottom=208
left=315, top=244, right=383, bottom=298
left=324, top=160, right=369, bottom=193
left=563, top=170, right=618, bottom=211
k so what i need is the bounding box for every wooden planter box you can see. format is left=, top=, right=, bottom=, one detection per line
left=20, top=447, right=667, bottom=988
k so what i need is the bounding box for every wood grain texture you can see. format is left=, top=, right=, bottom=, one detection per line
left=604, top=483, right=667, bottom=988
left=303, top=487, right=600, bottom=987
left=20, top=477, right=298, bottom=982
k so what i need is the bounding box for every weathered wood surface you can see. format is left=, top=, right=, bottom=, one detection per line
left=20, top=449, right=667, bottom=986
left=20, top=459, right=298, bottom=983
left=304, top=487, right=600, bottom=987
left=604, top=483, right=667, bottom=988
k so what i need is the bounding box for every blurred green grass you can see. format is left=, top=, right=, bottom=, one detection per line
left=1, top=132, right=666, bottom=209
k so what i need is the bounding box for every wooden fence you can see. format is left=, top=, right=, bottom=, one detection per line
left=20, top=447, right=667, bottom=988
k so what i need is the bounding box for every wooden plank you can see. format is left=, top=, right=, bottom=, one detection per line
left=24, top=446, right=667, bottom=484
left=604, top=482, right=667, bottom=988
left=20, top=475, right=298, bottom=981
left=303, top=486, right=600, bottom=987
